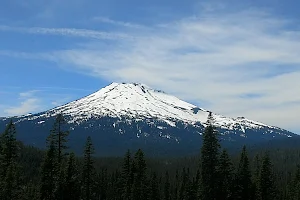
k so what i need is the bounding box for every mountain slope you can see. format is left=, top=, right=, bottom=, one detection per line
left=0, top=83, right=295, bottom=156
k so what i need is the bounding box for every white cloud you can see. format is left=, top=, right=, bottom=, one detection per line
left=0, top=25, right=133, bottom=40
left=19, top=90, right=40, bottom=98
left=1, top=7, right=300, bottom=132
left=4, top=91, right=41, bottom=116
left=93, top=17, right=144, bottom=29
left=4, top=98, right=41, bottom=116
left=54, top=9, right=300, bottom=131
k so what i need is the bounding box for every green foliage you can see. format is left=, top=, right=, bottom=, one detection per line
left=40, top=141, right=57, bottom=200
left=41, top=114, right=71, bottom=200
left=200, top=123, right=220, bottom=200
left=47, top=113, right=69, bottom=164
left=217, top=149, right=234, bottom=200
left=150, top=172, right=160, bottom=200
left=289, top=165, right=300, bottom=199
left=81, top=136, right=96, bottom=200
left=0, top=120, right=21, bottom=200
left=164, top=171, right=170, bottom=200
left=63, top=152, right=80, bottom=200
left=234, top=146, right=253, bottom=200
left=120, top=150, right=133, bottom=200
left=258, top=153, right=277, bottom=200
left=131, top=149, right=148, bottom=200
left=2, top=113, right=300, bottom=200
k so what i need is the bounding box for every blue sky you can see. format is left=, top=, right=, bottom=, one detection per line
left=0, top=0, right=300, bottom=133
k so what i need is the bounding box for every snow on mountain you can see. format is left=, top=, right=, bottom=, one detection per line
left=1, top=82, right=295, bottom=156
left=22, top=82, right=281, bottom=133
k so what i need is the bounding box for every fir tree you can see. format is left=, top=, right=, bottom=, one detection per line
left=252, top=154, right=261, bottom=200
left=289, top=165, right=300, bottom=200
left=40, top=141, right=57, bottom=200
left=179, top=168, right=188, bottom=200
left=48, top=113, right=69, bottom=165
left=194, top=169, right=201, bottom=200
left=131, top=149, right=147, bottom=200
left=234, top=146, right=252, bottom=200
left=150, top=172, right=160, bottom=200
left=173, top=169, right=180, bottom=200
left=0, top=120, right=18, bottom=169
left=63, top=152, right=80, bottom=200
left=98, top=169, right=108, bottom=199
left=164, top=171, right=171, bottom=200
left=184, top=168, right=194, bottom=200
left=81, top=136, right=95, bottom=200
left=217, top=149, right=234, bottom=200
left=120, top=150, right=133, bottom=200
left=258, top=153, right=277, bottom=200
left=23, top=181, right=39, bottom=200
left=200, top=114, right=220, bottom=200
left=44, top=114, right=70, bottom=200
left=0, top=120, right=21, bottom=200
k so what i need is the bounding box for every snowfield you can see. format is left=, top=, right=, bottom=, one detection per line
left=22, top=82, right=283, bottom=133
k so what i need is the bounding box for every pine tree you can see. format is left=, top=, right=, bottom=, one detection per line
left=0, top=120, right=18, bottom=169
left=150, top=172, right=160, bottom=200
left=63, top=152, right=80, bottom=200
left=173, top=169, right=180, bottom=200
left=81, top=136, right=95, bottom=200
left=55, top=168, right=66, bottom=200
left=120, top=150, right=133, bottom=200
left=98, top=168, right=108, bottom=199
left=252, top=154, right=261, bottom=200
left=164, top=171, right=171, bottom=200
left=189, top=171, right=200, bottom=200
left=0, top=120, right=21, bottom=200
left=289, top=165, right=300, bottom=200
left=131, top=149, right=147, bottom=200
left=234, top=146, right=252, bottom=200
left=184, top=168, right=194, bottom=200
left=179, top=168, right=188, bottom=200
left=44, top=114, right=70, bottom=200
left=48, top=113, right=69, bottom=165
left=40, top=141, right=58, bottom=200
left=194, top=169, right=201, bottom=200
left=200, top=114, right=220, bottom=200
left=217, top=149, right=234, bottom=200
left=23, top=181, right=39, bottom=200
left=258, top=153, right=277, bottom=200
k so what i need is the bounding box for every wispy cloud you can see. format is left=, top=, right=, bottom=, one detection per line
left=0, top=25, right=133, bottom=40
left=1, top=6, right=300, bottom=131
left=1, top=89, right=75, bottom=117
left=56, top=9, right=300, bottom=131
left=19, top=90, right=40, bottom=98
left=93, top=17, right=144, bottom=29
left=4, top=90, right=41, bottom=116
left=4, top=99, right=40, bottom=116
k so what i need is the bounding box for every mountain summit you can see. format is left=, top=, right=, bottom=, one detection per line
left=43, top=82, right=209, bottom=126
left=36, top=82, right=288, bottom=134
left=0, top=82, right=295, bottom=156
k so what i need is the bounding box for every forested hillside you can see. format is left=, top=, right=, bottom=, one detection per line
left=1, top=114, right=300, bottom=200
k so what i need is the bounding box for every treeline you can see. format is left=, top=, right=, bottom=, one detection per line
left=1, top=114, right=300, bottom=199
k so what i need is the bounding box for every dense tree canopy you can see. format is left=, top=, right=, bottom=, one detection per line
left=0, top=115, right=300, bottom=200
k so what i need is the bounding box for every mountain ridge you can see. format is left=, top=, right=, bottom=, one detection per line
left=0, top=82, right=295, bottom=156
left=14, top=82, right=289, bottom=133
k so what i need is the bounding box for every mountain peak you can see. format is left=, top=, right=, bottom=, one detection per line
left=2, top=82, right=294, bottom=156
left=106, top=82, right=164, bottom=93
left=16, top=82, right=290, bottom=136
left=54, top=82, right=201, bottom=125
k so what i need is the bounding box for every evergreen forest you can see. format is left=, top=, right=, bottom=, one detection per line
left=1, top=114, right=300, bottom=200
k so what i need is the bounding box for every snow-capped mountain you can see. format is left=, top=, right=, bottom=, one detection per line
left=0, top=83, right=295, bottom=156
